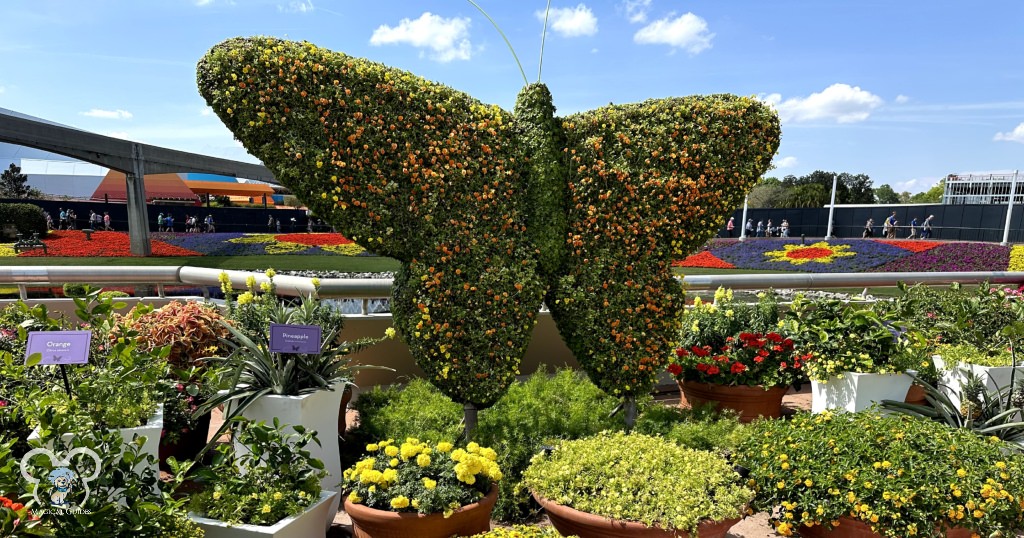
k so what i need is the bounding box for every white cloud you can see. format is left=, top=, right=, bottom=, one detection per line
left=106, top=131, right=131, bottom=140
left=894, top=94, right=909, bottom=104
left=278, top=1, right=313, bottom=14
left=80, top=108, right=133, bottom=120
left=200, top=107, right=214, bottom=116
left=622, top=0, right=652, bottom=23
left=370, top=12, right=472, bottom=63
left=538, top=4, right=598, bottom=37
left=994, top=122, right=1024, bottom=143
left=774, top=156, right=798, bottom=169
left=761, top=84, right=883, bottom=123
left=634, top=13, right=713, bottom=54
left=194, top=0, right=213, bottom=5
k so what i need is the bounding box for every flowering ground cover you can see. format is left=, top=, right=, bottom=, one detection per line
left=675, top=239, right=1020, bottom=273
left=0, top=231, right=371, bottom=257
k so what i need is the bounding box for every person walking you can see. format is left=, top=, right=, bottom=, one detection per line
left=922, top=215, right=935, bottom=239
left=863, top=218, right=874, bottom=238
left=907, top=217, right=919, bottom=239
left=268, top=214, right=275, bottom=232
left=157, top=212, right=164, bottom=232
left=726, top=217, right=735, bottom=237
left=766, top=219, right=774, bottom=237
left=103, top=212, right=111, bottom=231
left=745, top=218, right=754, bottom=237
left=58, top=208, right=67, bottom=230
left=67, top=209, right=76, bottom=230
left=884, top=212, right=898, bottom=239
left=755, top=220, right=765, bottom=237
left=780, top=219, right=790, bottom=237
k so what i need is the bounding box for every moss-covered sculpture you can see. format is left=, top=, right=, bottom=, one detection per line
left=197, top=37, right=780, bottom=425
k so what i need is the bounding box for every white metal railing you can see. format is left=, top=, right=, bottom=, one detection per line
left=4, top=266, right=1024, bottom=314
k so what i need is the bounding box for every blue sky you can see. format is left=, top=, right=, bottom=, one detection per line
left=1, top=0, right=1021, bottom=194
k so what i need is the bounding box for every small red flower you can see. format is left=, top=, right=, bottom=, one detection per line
left=730, top=362, right=747, bottom=374
left=667, top=363, right=683, bottom=376
left=706, top=365, right=721, bottom=375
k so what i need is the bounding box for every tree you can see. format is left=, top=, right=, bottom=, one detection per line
left=839, top=173, right=875, bottom=204
left=0, top=163, right=40, bottom=198
left=875, top=184, right=900, bottom=204
left=747, top=176, right=788, bottom=208
left=779, top=170, right=874, bottom=206
left=908, top=179, right=944, bottom=203
left=786, top=183, right=828, bottom=208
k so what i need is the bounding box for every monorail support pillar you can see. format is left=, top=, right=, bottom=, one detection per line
left=126, top=143, right=152, bottom=256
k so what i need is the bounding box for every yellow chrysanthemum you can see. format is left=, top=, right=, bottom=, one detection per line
left=764, top=241, right=856, bottom=266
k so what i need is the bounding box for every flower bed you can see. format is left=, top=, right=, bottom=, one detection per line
left=673, top=239, right=1018, bottom=273
left=0, top=231, right=373, bottom=257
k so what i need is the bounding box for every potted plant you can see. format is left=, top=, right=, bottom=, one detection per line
left=735, top=410, right=1024, bottom=538
left=934, top=343, right=1024, bottom=412
left=113, top=299, right=232, bottom=466
left=523, top=431, right=752, bottom=537
left=184, top=417, right=335, bottom=538
left=668, top=288, right=805, bottom=422
left=198, top=270, right=393, bottom=524
left=470, top=527, right=570, bottom=537
left=789, top=296, right=925, bottom=412
left=341, top=438, right=502, bottom=538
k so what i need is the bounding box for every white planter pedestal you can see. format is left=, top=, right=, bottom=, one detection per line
left=811, top=372, right=913, bottom=413
left=935, top=356, right=1024, bottom=412
left=232, top=385, right=344, bottom=529
left=190, top=490, right=337, bottom=538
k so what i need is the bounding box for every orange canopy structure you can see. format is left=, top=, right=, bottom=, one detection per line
left=183, top=180, right=275, bottom=198
left=91, top=171, right=198, bottom=202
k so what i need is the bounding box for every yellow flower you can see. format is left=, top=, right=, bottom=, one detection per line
left=436, top=442, right=453, bottom=453
left=237, top=291, right=255, bottom=305
left=366, top=443, right=379, bottom=452
left=423, top=478, right=437, bottom=489
left=245, top=275, right=257, bottom=290
left=261, top=504, right=272, bottom=514
left=265, top=268, right=276, bottom=279
left=416, top=453, right=431, bottom=467
left=273, top=491, right=283, bottom=500
left=385, top=327, right=397, bottom=339
left=385, top=445, right=400, bottom=457
left=213, top=490, right=222, bottom=500
left=390, top=496, right=410, bottom=509
left=348, top=491, right=362, bottom=503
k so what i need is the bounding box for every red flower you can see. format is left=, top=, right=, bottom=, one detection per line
left=667, top=363, right=683, bottom=376
left=691, top=345, right=710, bottom=358
left=730, top=362, right=747, bottom=374
left=696, top=363, right=709, bottom=372
left=675, top=347, right=689, bottom=357
left=706, top=365, right=720, bottom=375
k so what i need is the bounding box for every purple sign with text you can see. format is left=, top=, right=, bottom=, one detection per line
left=269, top=324, right=322, bottom=354
left=25, top=331, right=92, bottom=365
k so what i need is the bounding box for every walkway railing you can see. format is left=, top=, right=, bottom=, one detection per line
left=4, top=266, right=1024, bottom=313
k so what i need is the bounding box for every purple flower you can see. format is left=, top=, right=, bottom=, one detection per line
left=711, top=239, right=911, bottom=273
left=870, top=243, right=1009, bottom=272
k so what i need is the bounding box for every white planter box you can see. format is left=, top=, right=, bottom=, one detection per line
left=230, top=384, right=344, bottom=529
left=811, top=372, right=913, bottom=413
left=935, top=355, right=1024, bottom=411
left=29, top=404, right=163, bottom=496
left=190, top=490, right=337, bottom=538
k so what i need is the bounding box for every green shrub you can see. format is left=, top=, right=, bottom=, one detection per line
left=633, top=403, right=749, bottom=452
left=524, top=432, right=753, bottom=534
left=0, top=203, right=46, bottom=237
left=351, top=378, right=463, bottom=444
left=476, top=368, right=623, bottom=522
left=61, top=282, right=89, bottom=298
left=99, top=290, right=130, bottom=300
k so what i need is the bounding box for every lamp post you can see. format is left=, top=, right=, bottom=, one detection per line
left=739, top=196, right=749, bottom=242
left=825, top=173, right=839, bottom=240
left=1001, top=170, right=1020, bottom=246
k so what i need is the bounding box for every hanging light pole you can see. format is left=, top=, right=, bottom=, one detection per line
left=1001, top=170, right=1020, bottom=246
left=739, top=195, right=749, bottom=242
left=825, top=173, right=839, bottom=240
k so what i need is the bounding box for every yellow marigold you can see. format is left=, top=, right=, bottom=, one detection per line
left=385, top=445, right=399, bottom=457
left=390, top=496, right=410, bottom=509
left=436, top=442, right=453, bottom=453
left=423, top=478, right=437, bottom=489
left=416, top=453, right=431, bottom=467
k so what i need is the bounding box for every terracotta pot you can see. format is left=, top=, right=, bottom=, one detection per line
left=345, top=484, right=497, bottom=538
left=904, top=383, right=928, bottom=406
left=800, top=516, right=972, bottom=538
left=534, top=493, right=739, bottom=538
left=678, top=381, right=788, bottom=423
left=159, top=412, right=212, bottom=470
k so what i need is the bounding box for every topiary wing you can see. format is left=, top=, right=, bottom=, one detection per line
left=197, top=37, right=545, bottom=407
left=547, top=95, right=781, bottom=398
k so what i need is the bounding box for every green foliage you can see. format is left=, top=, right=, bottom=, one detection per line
left=0, top=202, right=47, bottom=237
left=882, top=371, right=1024, bottom=451
left=61, top=283, right=89, bottom=298
left=475, top=368, right=623, bottom=521
left=935, top=342, right=1016, bottom=367
left=874, top=184, right=900, bottom=204
left=470, top=526, right=569, bottom=538
left=342, top=438, right=500, bottom=516
left=0, top=164, right=41, bottom=199
left=780, top=170, right=875, bottom=207
left=524, top=432, right=753, bottom=534
left=97, top=290, right=129, bottom=300
left=351, top=378, right=464, bottom=444
left=632, top=404, right=749, bottom=452
left=786, top=295, right=926, bottom=381
left=186, top=417, right=325, bottom=526
left=736, top=411, right=1024, bottom=537
left=198, top=36, right=779, bottom=410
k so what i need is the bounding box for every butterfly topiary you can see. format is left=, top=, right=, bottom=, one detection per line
left=197, top=36, right=780, bottom=427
